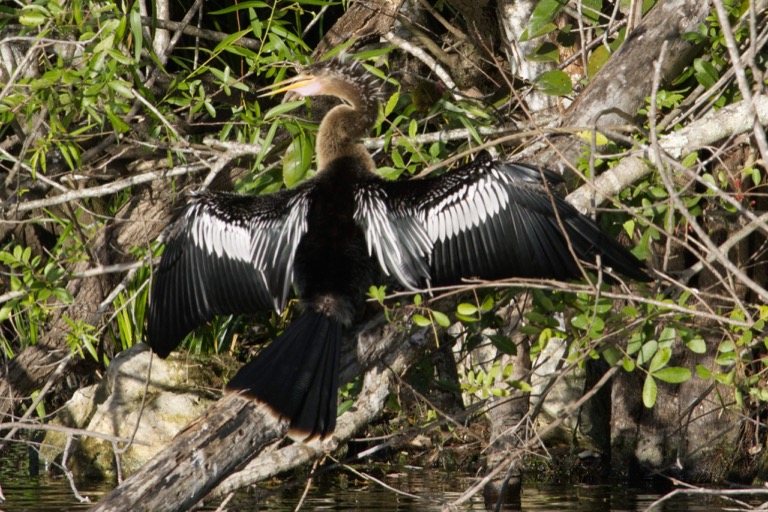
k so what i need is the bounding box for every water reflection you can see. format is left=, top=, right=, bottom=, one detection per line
left=199, top=470, right=765, bottom=511
left=1, top=445, right=765, bottom=512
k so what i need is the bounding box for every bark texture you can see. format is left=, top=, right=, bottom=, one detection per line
left=537, top=0, right=711, bottom=176
left=1, top=179, right=175, bottom=418
left=87, top=315, right=431, bottom=512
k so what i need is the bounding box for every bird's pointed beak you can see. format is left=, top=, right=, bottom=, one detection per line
left=257, top=74, right=319, bottom=98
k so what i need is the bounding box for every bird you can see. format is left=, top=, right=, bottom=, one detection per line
left=147, top=57, right=651, bottom=440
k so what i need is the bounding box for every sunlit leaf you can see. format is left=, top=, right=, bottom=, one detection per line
left=685, top=336, right=706, bottom=354
left=523, top=0, right=566, bottom=41
left=282, top=135, right=313, bottom=188
left=653, top=367, right=692, bottom=384
left=432, top=311, right=450, bottom=327
left=413, top=314, right=431, bottom=327
left=648, top=347, right=671, bottom=373
left=642, top=374, right=657, bottom=408
left=457, top=303, right=477, bottom=316
left=587, top=45, right=611, bottom=77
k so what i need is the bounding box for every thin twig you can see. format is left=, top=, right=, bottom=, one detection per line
left=0, top=422, right=150, bottom=445
left=139, top=16, right=262, bottom=51
left=61, top=436, right=91, bottom=503
left=6, top=162, right=210, bottom=213
left=383, top=31, right=457, bottom=92
left=0, top=354, right=72, bottom=452
left=711, top=0, right=768, bottom=162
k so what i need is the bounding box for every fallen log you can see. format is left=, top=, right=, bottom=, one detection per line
left=87, top=315, right=431, bottom=511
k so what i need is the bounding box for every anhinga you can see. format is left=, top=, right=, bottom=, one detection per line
left=148, top=58, right=650, bottom=440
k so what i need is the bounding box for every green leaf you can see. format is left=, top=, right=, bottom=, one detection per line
left=104, top=105, right=131, bottom=133
left=581, top=0, right=603, bottom=22
left=264, top=99, right=303, bottom=120
left=719, top=339, right=735, bottom=353
left=19, top=5, right=49, bottom=27
left=432, top=311, right=450, bottom=328
left=642, top=374, right=657, bottom=408
left=413, top=314, right=431, bottom=327
left=623, top=219, right=635, bottom=239
left=681, top=151, right=699, bottom=168
left=130, top=10, right=143, bottom=62
left=523, top=0, right=566, bottom=41
left=577, top=129, right=609, bottom=146
left=488, top=334, right=517, bottom=355
left=282, top=135, right=312, bottom=188
left=93, top=33, right=116, bottom=55
left=337, top=399, right=354, bottom=415
left=507, top=380, right=532, bottom=392
left=658, top=327, right=676, bottom=347
left=695, top=364, right=711, bottom=379
left=693, top=58, right=718, bottom=89
left=587, top=45, right=611, bottom=77
left=686, top=336, right=706, bottom=354
left=648, top=347, right=671, bottom=373
left=208, top=1, right=269, bottom=14
left=212, top=29, right=253, bottom=56
left=637, top=340, right=658, bottom=366
left=384, top=90, right=399, bottom=116
left=0, top=304, right=12, bottom=323
left=653, top=367, right=692, bottom=384
left=527, top=42, right=560, bottom=63
left=622, top=357, right=635, bottom=372
left=571, top=313, right=588, bottom=330
left=457, top=303, right=477, bottom=316
left=534, top=70, right=573, bottom=96
left=367, top=285, right=386, bottom=303
left=602, top=346, right=621, bottom=366
left=108, top=80, right=134, bottom=99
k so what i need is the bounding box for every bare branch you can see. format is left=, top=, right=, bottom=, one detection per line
left=566, top=95, right=768, bottom=212
left=5, top=162, right=210, bottom=214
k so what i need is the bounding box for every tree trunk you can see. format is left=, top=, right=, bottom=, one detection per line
left=87, top=314, right=432, bottom=512
left=538, top=0, right=710, bottom=177
left=1, top=176, right=176, bottom=419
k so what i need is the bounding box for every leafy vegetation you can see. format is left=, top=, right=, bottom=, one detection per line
left=0, top=0, right=767, bottom=503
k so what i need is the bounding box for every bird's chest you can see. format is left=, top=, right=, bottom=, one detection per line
left=292, top=163, right=374, bottom=301
left=305, top=172, right=357, bottom=239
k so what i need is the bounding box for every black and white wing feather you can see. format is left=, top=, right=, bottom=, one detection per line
left=356, top=157, right=649, bottom=289
left=148, top=187, right=311, bottom=357
left=354, top=185, right=432, bottom=290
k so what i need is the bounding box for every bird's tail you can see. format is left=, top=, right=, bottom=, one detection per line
left=225, top=310, right=342, bottom=440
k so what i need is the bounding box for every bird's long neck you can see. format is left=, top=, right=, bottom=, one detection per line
left=316, top=94, right=378, bottom=173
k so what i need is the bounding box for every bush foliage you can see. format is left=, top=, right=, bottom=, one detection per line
left=1, top=0, right=766, bottom=455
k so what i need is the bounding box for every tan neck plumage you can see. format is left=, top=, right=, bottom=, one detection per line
left=315, top=79, right=378, bottom=173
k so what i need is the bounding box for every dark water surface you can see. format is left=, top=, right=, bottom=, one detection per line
left=1, top=445, right=766, bottom=511
left=2, top=471, right=767, bottom=511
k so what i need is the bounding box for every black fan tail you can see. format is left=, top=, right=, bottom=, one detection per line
left=225, top=310, right=342, bottom=440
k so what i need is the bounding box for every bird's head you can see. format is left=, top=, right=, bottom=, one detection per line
left=259, top=57, right=386, bottom=106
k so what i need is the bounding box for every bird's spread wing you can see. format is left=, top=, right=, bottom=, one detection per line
left=148, top=187, right=310, bottom=357
left=359, top=157, right=648, bottom=289
left=354, top=185, right=433, bottom=290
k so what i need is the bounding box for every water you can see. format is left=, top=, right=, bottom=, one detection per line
left=209, top=473, right=767, bottom=511
left=1, top=444, right=766, bottom=511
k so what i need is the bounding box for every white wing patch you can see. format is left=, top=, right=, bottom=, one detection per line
left=189, top=205, right=252, bottom=262
left=355, top=187, right=432, bottom=290
left=252, top=193, right=310, bottom=309
left=427, top=172, right=510, bottom=244
left=187, top=190, right=310, bottom=312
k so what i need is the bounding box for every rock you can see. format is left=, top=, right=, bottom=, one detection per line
left=40, top=343, right=217, bottom=480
